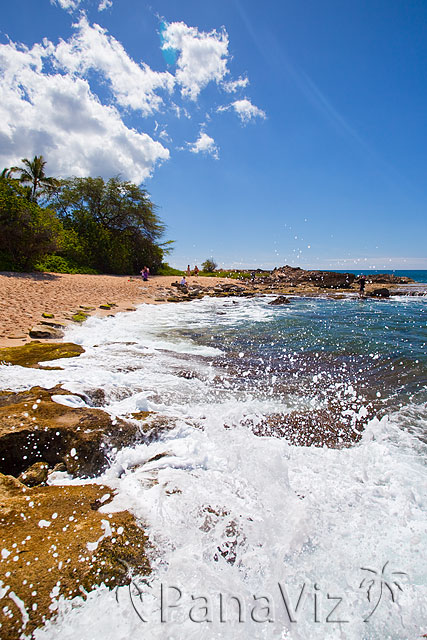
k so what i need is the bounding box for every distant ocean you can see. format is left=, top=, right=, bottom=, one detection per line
left=333, top=269, right=427, bottom=283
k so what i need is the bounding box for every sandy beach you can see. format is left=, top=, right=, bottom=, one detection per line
left=0, top=272, right=237, bottom=347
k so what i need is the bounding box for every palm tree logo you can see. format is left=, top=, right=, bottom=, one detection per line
left=359, top=561, right=408, bottom=621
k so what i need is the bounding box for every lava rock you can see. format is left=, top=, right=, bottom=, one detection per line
left=370, top=288, right=390, bottom=298
left=268, top=296, right=291, bottom=305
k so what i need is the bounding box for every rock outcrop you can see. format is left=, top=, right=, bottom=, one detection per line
left=271, top=265, right=355, bottom=288
left=0, top=386, right=145, bottom=478
left=365, top=273, right=414, bottom=284
left=29, top=326, right=65, bottom=339
left=370, top=288, right=390, bottom=298
left=0, top=342, right=84, bottom=368
left=0, top=476, right=150, bottom=639
left=268, top=296, right=291, bottom=305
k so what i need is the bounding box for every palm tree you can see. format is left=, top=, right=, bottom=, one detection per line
left=0, top=167, right=14, bottom=180
left=10, top=155, right=59, bottom=202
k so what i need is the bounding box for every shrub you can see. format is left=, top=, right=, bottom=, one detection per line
left=34, top=255, right=98, bottom=274
left=157, top=263, right=185, bottom=276
left=201, top=258, right=217, bottom=273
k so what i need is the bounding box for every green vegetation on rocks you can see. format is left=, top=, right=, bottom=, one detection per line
left=71, top=311, right=88, bottom=323
left=0, top=342, right=84, bottom=367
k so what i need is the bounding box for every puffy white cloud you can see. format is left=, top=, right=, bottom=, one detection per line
left=218, top=98, right=266, bottom=123
left=50, top=0, right=82, bottom=12
left=54, top=17, right=175, bottom=115
left=0, top=15, right=264, bottom=184
left=0, top=40, right=169, bottom=183
left=222, top=75, right=249, bottom=93
left=161, top=21, right=229, bottom=100
left=187, top=132, right=219, bottom=159
left=98, top=0, right=112, bottom=10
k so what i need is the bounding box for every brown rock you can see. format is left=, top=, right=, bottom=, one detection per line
left=29, top=326, right=65, bottom=339
left=18, top=461, right=49, bottom=486
left=249, top=406, right=373, bottom=447
left=367, top=273, right=414, bottom=284
left=0, top=386, right=142, bottom=478
left=370, top=288, right=390, bottom=298
left=272, top=265, right=355, bottom=288
left=0, top=478, right=149, bottom=639
left=268, top=296, right=291, bottom=305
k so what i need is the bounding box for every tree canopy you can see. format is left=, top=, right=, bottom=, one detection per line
left=0, top=178, right=61, bottom=271
left=51, top=176, right=166, bottom=274
left=0, top=163, right=169, bottom=275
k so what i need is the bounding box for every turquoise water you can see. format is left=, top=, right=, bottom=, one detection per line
left=188, top=296, right=427, bottom=416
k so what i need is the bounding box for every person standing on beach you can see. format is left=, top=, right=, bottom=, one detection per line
left=141, top=266, right=149, bottom=281
left=194, top=265, right=199, bottom=276
left=359, top=274, right=366, bottom=296
left=186, top=265, right=191, bottom=277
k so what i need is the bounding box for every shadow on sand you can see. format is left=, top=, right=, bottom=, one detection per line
left=0, top=271, right=61, bottom=281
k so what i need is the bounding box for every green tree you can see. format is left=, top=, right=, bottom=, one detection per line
left=10, top=155, right=59, bottom=202
left=201, top=258, right=217, bottom=273
left=0, top=178, right=62, bottom=271
left=51, top=176, right=167, bottom=274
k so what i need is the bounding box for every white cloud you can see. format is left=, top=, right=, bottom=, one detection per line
left=187, top=132, right=219, bottom=159
left=161, top=21, right=229, bottom=100
left=0, top=16, right=263, bottom=183
left=50, top=0, right=82, bottom=12
left=0, top=40, right=169, bottom=183
left=218, top=98, right=266, bottom=123
left=98, top=0, right=112, bottom=10
left=54, top=17, right=175, bottom=115
left=222, top=75, right=249, bottom=93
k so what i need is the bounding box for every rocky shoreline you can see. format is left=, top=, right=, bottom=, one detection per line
left=0, top=373, right=158, bottom=638
left=0, top=270, right=423, bottom=348
left=0, top=268, right=424, bottom=636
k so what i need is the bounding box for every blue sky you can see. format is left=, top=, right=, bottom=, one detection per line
left=1, top=0, right=426, bottom=270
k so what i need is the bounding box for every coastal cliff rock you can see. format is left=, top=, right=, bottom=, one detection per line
left=0, top=386, right=144, bottom=478
left=0, top=477, right=150, bottom=639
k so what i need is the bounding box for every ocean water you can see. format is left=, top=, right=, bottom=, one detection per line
left=334, top=269, right=427, bottom=283
left=0, top=294, right=425, bottom=639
